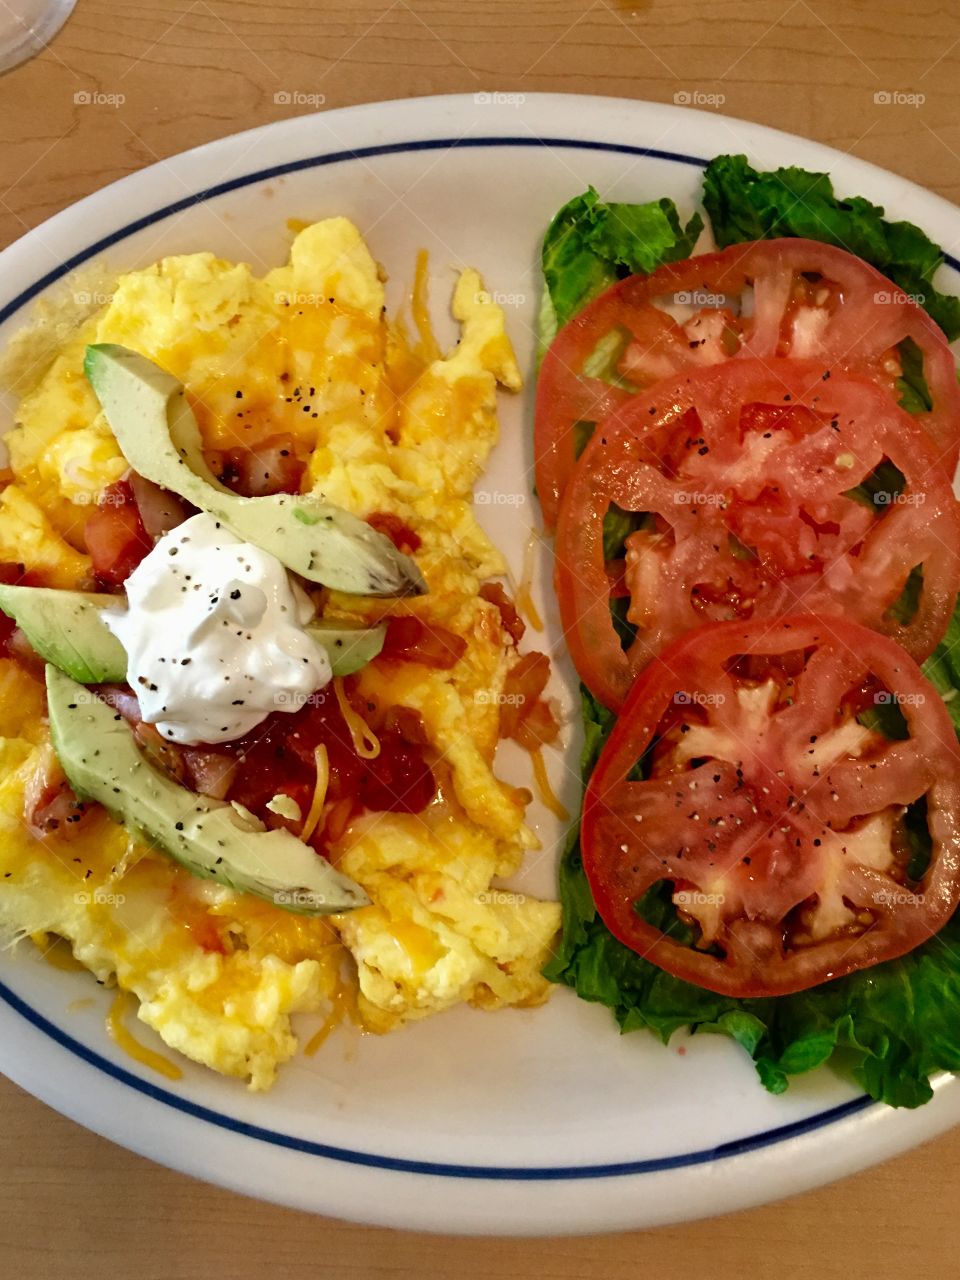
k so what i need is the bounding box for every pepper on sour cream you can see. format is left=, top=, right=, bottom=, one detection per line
left=104, top=512, right=332, bottom=745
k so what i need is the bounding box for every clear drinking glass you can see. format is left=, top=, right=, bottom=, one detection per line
left=0, top=0, right=76, bottom=74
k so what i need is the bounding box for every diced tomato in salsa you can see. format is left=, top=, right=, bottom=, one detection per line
left=357, top=735, right=436, bottom=813
left=499, top=651, right=561, bottom=750
left=378, top=616, right=467, bottom=669
left=479, top=582, right=525, bottom=644
left=209, top=434, right=305, bottom=497
left=22, top=747, right=90, bottom=837
left=89, top=677, right=438, bottom=849
left=220, top=680, right=436, bottom=843
left=0, top=563, right=46, bottom=656
left=366, top=512, right=422, bottom=555
left=84, top=480, right=153, bottom=588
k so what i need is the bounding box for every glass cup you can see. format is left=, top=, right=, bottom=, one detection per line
left=0, top=0, right=76, bottom=74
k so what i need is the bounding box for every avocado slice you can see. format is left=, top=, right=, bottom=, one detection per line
left=306, top=620, right=386, bottom=675
left=46, top=665, right=369, bottom=915
left=0, top=586, right=385, bottom=680
left=84, top=343, right=427, bottom=598
left=0, top=585, right=127, bottom=682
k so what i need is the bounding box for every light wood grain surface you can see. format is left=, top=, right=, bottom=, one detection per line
left=3, top=1, right=960, bottom=1274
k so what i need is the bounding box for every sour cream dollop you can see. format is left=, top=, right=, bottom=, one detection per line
left=104, top=512, right=332, bottom=745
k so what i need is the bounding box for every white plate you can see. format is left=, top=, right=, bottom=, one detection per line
left=1, top=93, right=959, bottom=1237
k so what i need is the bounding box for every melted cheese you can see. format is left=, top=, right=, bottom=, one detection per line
left=411, top=249, right=441, bottom=364
left=106, top=991, right=183, bottom=1081
left=32, top=931, right=86, bottom=971
left=304, top=947, right=360, bottom=1054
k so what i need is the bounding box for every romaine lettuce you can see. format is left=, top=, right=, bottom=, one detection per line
left=540, top=187, right=702, bottom=348
left=539, top=159, right=960, bottom=1107
left=703, top=154, right=960, bottom=340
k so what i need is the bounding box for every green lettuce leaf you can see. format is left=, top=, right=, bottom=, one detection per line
left=922, top=606, right=960, bottom=734
left=703, top=154, right=960, bottom=340
left=540, top=187, right=703, bottom=347
left=896, top=337, right=934, bottom=414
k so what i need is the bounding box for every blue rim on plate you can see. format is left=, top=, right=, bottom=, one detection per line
left=0, top=132, right=885, bottom=1181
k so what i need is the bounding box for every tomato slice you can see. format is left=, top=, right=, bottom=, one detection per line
left=535, top=238, right=960, bottom=526
left=582, top=615, right=960, bottom=997
left=555, top=359, right=960, bottom=710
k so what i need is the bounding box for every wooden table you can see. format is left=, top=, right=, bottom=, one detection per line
left=2, top=1, right=960, bottom=1274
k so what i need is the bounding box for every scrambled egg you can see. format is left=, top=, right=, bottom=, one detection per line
left=0, top=220, right=560, bottom=1088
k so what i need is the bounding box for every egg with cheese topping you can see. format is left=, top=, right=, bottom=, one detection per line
left=0, top=219, right=560, bottom=1088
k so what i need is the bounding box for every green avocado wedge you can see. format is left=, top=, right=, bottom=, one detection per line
left=0, top=586, right=386, bottom=680
left=83, top=343, right=427, bottom=598
left=0, top=585, right=127, bottom=682
left=304, top=620, right=386, bottom=674
left=46, top=665, right=369, bottom=915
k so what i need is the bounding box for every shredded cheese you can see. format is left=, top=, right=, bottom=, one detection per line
left=305, top=977, right=360, bottom=1056
left=411, top=248, right=441, bottom=364
left=333, top=678, right=381, bottom=759
left=299, top=745, right=330, bottom=845
left=106, top=991, right=183, bottom=1081
left=267, top=793, right=303, bottom=822
left=529, top=748, right=569, bottom=821
left=511, top=529, right=544, bottom=632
